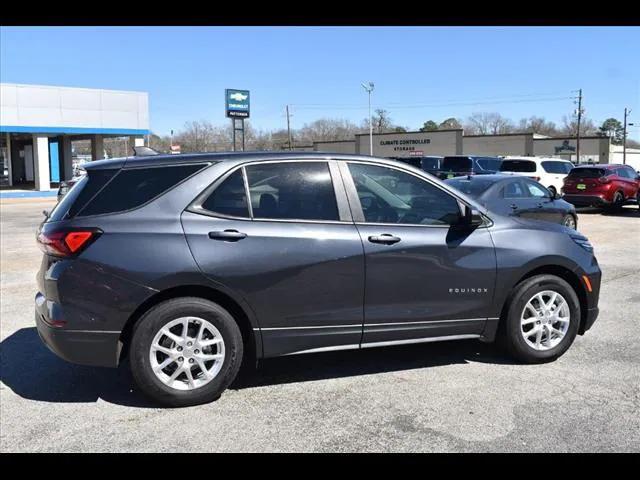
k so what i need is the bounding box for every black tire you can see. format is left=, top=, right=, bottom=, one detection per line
left=609, top=191, right=624, bottom=212
left=501, top=274, right=580, bottom=363
left=130, top=297, right=243, bottom=407
left=561, top=214, right=577, bottom=230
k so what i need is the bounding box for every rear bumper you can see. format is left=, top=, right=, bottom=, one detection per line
left=562, top=194, right=610, bottom=207
left=35, top=292, right=121, bottom=368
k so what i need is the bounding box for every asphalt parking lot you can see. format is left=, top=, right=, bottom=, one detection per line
left=1, top=198, right=639, bottom=452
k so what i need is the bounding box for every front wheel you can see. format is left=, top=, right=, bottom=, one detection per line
left=561, top=214, right=577, bottom=230
left=501, top=275, right=580, bottom=363
left=130, top=297, right=243, bottom=407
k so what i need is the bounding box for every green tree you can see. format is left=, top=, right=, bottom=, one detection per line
left=420, top=120, right=439, bottom=132
left=598, top=118, right=624, bottom=145
left=439, top=117, right=462, bottom=130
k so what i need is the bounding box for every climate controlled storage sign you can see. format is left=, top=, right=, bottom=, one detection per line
left=225, top=89, right=250, bottom=118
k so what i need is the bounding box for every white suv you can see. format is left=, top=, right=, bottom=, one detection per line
left=499, top=157, right=574, bottom=197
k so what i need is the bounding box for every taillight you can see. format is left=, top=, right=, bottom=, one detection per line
left=598, top=177, right=610, bottom=184
left=37, top=229, right=101, bottom=257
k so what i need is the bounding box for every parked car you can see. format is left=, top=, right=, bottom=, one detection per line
left=36, top=152, right=600, bottom=407
left=436, top=155, right=502, bottom=180
left=445, top=174, right=578, bottom=229
left=499, top=157, right=574, bottom=197
left=562, top=164, right=640, bottom=211
left=393, top=156, right=442, bottom=176
left=56, top=172, right=86, bottom=201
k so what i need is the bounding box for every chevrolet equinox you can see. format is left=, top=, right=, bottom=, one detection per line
left=36, top=152, right=601, bottom=406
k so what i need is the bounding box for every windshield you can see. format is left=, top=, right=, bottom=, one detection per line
left=541, top=161, right=573, bottom=174
left=441, top=157, right=472, bottom=172
left=476, top=158, right=502, bottom=171
left=567, top=168, right=607, bottom=178
left=500, top=160, right=537, bottom=173
left=445, top=178, right=495, bottom=197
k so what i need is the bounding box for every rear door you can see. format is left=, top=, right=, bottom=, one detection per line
left=500, top=178, right=535, bottom=218
left=339, top=160, right=496, bottom=346
left=181, top=160, right=365, bottom=357
left=523, top=180, right=564, bottom=223
left=617, top=167, right=638, bottom=199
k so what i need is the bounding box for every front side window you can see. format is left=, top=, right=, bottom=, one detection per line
left=201, top=169, right=250, bottom=218
left=245, top=162, right=339, bottom=221
left=525, top=181, right=549, bottom=198
left=348, top=163, right=461, bottom=225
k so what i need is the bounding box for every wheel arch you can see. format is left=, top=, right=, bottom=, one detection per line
left=495, top=264, right=589, bottom=338
left=118, top=285, right=262, bottom=364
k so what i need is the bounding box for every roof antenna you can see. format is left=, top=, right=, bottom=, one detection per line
left=133, top=146, right=160, bottom=157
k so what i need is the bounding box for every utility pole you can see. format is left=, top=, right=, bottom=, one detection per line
left=575, top=89, right=583, bottom=164
left=362, top=82, right=375, bottom=155
left=623, top=108, right=632, bottom=165
left=286, top=105, right=293, bottom=151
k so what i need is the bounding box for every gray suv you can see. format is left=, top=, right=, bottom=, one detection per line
left=36, top=152, right=601, bottom=407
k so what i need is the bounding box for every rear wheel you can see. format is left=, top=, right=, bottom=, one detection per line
left=609, top=191, right=624, bottom=212
left=501, top=274, right=580, bottom=363
left=130, top=297, right=243, bottom=407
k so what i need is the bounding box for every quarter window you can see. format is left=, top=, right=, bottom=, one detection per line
left=502, top=180, right=528, bottom=199
left=201, top=169, right=250, bottom=218
left=245, top=162, right=339, bottom=221
left=348, top=163, right=461, bottom=225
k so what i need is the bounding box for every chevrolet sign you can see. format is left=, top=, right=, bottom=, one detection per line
left=225, top=89, right=250, bottom=118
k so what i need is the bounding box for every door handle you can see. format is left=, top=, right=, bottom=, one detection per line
left=368, top=234, right=401, bottom=245
left=208, top=230, right=247, bottom=241
left=510, top=204, right=518, bottom=210
left=537, top=203, right=544, bottom=208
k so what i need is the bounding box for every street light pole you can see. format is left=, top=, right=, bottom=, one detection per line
left=623, top=108, right=632, bottom=165
left=362, top=82, right=375, bottom=155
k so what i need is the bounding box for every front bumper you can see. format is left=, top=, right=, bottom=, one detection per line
left=581, top=306, right=599, bottom=334
left=35, top=292, right=121, bottom=368
left=563, top=194, right=610, bottom=207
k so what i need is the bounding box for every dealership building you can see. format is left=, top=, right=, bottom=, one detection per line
left=1, top=83, right=149, bottom=190
left=313, top=129, right=639, bottom=167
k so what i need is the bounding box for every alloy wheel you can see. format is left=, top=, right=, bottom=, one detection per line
left=149, top=317, right=225, bottom=391
left=520, top=290, right=570, bottom=351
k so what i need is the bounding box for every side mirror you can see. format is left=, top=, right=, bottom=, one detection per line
left=461, top=205, right=483, bottom=227
left=42, top=210, right=49, bottom=218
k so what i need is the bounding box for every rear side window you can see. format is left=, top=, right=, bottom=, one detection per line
left=245, top=162, right=339, bottom=221
left=48, top=169, right=117, bottom=222
left=445, top=178, right=495, bottom=197
left=77, top=164, right=206, bottom=217
left=541, top=161, right=572, bottom=174
left=201, top=169, right=249, bottom=218
left=500, top=160, right=536, bottom=173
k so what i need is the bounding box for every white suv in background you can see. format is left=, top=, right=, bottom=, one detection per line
left=499, top=157, right=574, bottom=196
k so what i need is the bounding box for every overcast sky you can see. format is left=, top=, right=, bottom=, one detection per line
left=1, top=26, right=638, bottom=139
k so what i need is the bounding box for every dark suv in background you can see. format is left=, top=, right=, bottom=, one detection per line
left=437, top=155, right=502, bottom=180
left=36, top=152, right=600, bottom=407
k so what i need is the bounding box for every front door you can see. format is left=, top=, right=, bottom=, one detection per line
left=340, top=161, right=497, bottom=346
left=181, top=160, right=365, bottom=357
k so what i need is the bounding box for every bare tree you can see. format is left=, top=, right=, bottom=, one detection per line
left=465, top=112, right=514, bottom=135
left=371, top=109, right=393, bottom=133
left=517, top=116, right=558, bottom=136
left=298, top=118, right=362, bottom=143
left=560, top=115, right=597, bottom=137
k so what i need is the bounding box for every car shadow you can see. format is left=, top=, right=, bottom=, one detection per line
left=576, top=206, right=639, bottom=217
left=1, top=327, right=515, bottom=407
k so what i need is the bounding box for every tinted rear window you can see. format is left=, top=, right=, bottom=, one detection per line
left=445, top=178, right=495, bottom=197
left=201, top=169, right=250, bottom=218
left=77, top=164, right=207, bottom=217
left=541, top=161, right=572, bottom=174
left=442, top=157, right=472, bottom=171
left=48, top=169, right=117, bottom=222
left=500, top=160, right=536, bottom=173
left=421, top=157, right=441, bottom=171
left=567, top=168, right=607, bottom=178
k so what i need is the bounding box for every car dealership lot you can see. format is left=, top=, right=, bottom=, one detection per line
left=1, top=198, right=639, bottom=452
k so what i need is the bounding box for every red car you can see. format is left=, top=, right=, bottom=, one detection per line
left=562, top=164, right=640, bottom=211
